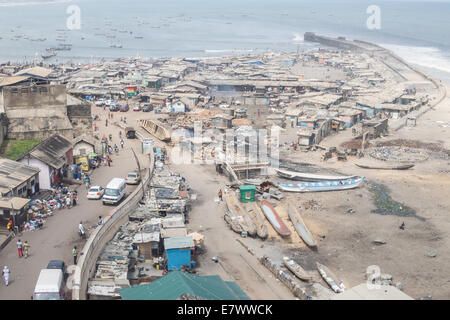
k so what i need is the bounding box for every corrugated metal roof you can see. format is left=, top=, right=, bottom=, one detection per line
left=0, top=76, right=30, bottom=87
left=119, top=271, right=250, bottom=300
left=164, top=236, right=194, bottom=250
left=0, top=158, right=40, bottom=194
left=14, top=66, right=53, bottom=78
left=19, top=134, right=72, bottom=169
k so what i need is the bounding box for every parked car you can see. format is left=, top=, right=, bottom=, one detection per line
left=87, top=186, right=105, bottom=200
left=126, top=171, right=141, bottom=185
left=95, top=99, right=105, bottom=106
left=109, top=104, right=120, bottom=112
left=46, top=260, right=67, bottom=279
left=125, top=127, right=136, bottom=139
left=133, top=104, right=141, bottom=111
left=142, top=104, right=153, bottom=112
left=120, top=104, right=129, bottom=112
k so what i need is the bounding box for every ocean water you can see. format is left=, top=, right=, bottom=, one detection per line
left=0, top=0, right=450, bottom=82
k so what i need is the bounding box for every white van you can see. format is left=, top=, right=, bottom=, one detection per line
left=33, top=269, right=65, bottom=300
left=103, top=178, right=126, bottom=205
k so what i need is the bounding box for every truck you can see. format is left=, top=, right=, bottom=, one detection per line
left=32, top=269, right=66, bottom=300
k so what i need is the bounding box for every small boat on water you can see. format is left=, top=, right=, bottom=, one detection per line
left=283, top=257, right=310, bottom=281
left=42, top=51, right=56, bottom=59
left=244, top=202, right=268, bottom=239
left=277, top=177, right=365, bottom=193
left=260, top=200, right=291, bottom=237
left=275, top=168, right=357, bottom=182
left=288, top=204, right=316, bottom=248
left=355, top=163, right=415, bottom=170
left=224, top=190, right=256, bottom=237
left=316, top=262, right=345, bottom=293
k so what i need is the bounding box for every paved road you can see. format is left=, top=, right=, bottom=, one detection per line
left=0, top=106, right=148, bottom=300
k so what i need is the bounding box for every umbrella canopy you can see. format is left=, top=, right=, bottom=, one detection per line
left=88, top=153, right=98, bottom=158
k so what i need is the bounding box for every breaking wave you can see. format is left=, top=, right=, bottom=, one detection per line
left=381, top=43, right=450, bottom=75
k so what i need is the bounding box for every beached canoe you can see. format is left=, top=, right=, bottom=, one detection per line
left=275, top=168, right=357, bottom=182
left=224, top=191, right=257, bottom=237
left=316, top=262, right=344, bottom=293
left=244, top=202, right=268, bottom=239
left=355, top=163, right=415, bottom=170
left=260, top=200, right=291, bottom=237
left=140, top=119, right=172, bottom=141
left=288, top=204, right=317, bottom=248
left=283, top=256, right=311, bottom=281
left=277, top=176, right=365, bottom=193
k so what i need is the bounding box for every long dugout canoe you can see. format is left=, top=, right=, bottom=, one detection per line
left=277, top=176, right=366, bottom=193
left=275, top=168, right=357, bottom=182
left=288, top=204, right=317, bottom=248
left=260, top=200, right=291, bottom=237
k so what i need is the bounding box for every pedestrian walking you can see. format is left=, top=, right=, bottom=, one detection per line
left=85, top=175, right=91, bottom=189
left=97, top=216, right=104, bottom=227
left=72, top=192, right=77, bottom=206
left=108, top=146, right=113, bottom=155
left=218, top=189, right=223, bottom=201
left=2, top=266, right=10, bottom=286
left=6, top=219, right=13, bottom=235
left=23, top=241, right=30, bottom=258
left=65, top=195, right=72, bottom=209
left=107, top=156, right=112, bottom=167
left=120, top=138, right=124, bottom=149
left=16, top=239, right=23, bottom=258
left=105, top=119, right=108, bottom=127
left=73, top=246, right=78, bottom=265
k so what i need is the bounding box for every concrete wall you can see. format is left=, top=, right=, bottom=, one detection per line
left=73, top=141, right=94, bottom=157
left=72, top=151, right=154, bottom=300
left=2, top=85, right=67, bottom=110
left=19, top=157, right=51, bottom=190
left=67, top=103, right=92, bottom=139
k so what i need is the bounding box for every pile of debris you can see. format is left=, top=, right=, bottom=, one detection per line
left=302, top=200, right=324, bottom=211
left=369, top=146, right=429, bottom=162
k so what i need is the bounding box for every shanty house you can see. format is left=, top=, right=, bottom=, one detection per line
left=0, top=197, right=31, bottom=228
left=0, top=158, right=40, bottom=198
left=210, top=114, right=233, bottom=129
left=17, top=134, right=73, bottom=190
left=164, top=236, right=194, bottom=271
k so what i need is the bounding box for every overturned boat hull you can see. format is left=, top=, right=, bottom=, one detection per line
left=355, top=163, right=414, bottom=170
left=277, top=176, right=365, bottom=193
left=288, top=204, right=317, bottom=248
left=260, top=200, right=291, bottom=237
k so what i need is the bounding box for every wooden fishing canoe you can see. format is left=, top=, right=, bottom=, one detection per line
left=260, top=200, right=291, bottom=237
left=283, top=256, right=310, bottom=281
left=316, top=262, right=344, bottom=293
left=288, top=204, right=317, bottom=248
left=277, top=176, right=365, bottom=193
left=275, top=168, right=357, bottom=181
left=244, top=202, right=268, bottom=239
left=224, top=191, right=257, bottom=237
left=140, top=119, right=172, bottom=141
left=355, top=163, right=415, bottom=170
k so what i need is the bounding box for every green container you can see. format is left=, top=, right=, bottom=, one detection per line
left=239, top=185, right=255, bottom=203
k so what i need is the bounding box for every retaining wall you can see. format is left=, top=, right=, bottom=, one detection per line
left=72, top=149, right=154, bottom=300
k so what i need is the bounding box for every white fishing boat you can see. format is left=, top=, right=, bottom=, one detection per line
left=275, top=168, right=357, bottom=182
left=277, top=177, right=366, bottom=193
left=316, top=262, right=344, bottom=293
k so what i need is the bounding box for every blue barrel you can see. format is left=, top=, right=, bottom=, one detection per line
left=73, top=173, right=77, bottom=179
left=77, top=172, right=82, bottom=180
